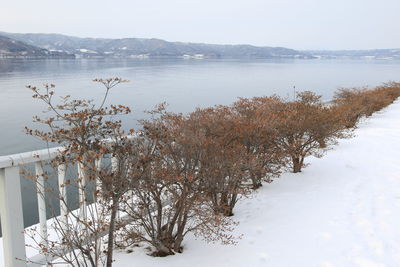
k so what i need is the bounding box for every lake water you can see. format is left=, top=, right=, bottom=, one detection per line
left=2, top=58, right=400, bottom=156
left=1, top=58, right=400, bottom=229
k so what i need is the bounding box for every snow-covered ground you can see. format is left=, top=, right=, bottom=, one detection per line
left=114, top=100, right=400, bottom=267
left=1, top=100, right=400, bottom=267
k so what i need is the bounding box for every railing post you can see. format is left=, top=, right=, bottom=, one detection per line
left=57, top=164, right=68, bottom=229
left=94, top=159, right=102, bottom=200
left=78, top=163, right=87, bottom=221
left=111, top=156, right=120, bottom=220
left=111, top=157, right=118, bottom=174
left=34, top=162, right=48, bottom=251
left=0, top=167, right=27, bottom=267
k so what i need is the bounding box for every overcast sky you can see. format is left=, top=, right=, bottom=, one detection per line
left=2, top=0, right=400, bottom=50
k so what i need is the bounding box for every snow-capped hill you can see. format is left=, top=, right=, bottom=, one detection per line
left=0, top=31, right=313, bottom=59
left=0, top=35, right=73, bottom=58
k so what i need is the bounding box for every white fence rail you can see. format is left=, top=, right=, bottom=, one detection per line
left=0, top=147, right=74, bottom=267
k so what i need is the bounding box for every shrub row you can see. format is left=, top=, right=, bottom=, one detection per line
left=332, top=82, right=400, bottom=128
left=26, top=80, right=400, bottom=266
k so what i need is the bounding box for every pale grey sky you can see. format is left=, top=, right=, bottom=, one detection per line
left=2, top=0, right=400, bottom=50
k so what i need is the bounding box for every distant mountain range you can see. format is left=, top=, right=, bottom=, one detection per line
left=0, top=31, right=399, bottom=60
left=304, top=49, right=400, bottom=60
left=0, top=35, right=74, bottom=59
left=0, top=32, right=311, bottom=59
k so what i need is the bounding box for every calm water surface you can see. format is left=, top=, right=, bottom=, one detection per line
left=1, top=58, right=400, bottom=156
left=1, top=58, right=400, bottom=228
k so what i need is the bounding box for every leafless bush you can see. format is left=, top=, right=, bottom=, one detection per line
left=272, top=91, right=350, bottom=173
left=117, top=105, right=239, bottom=256
left=333, top=82, right=400, bottom=128
left=25, top=78, right=130, bottom=266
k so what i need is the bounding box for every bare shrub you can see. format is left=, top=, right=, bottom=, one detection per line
left=118, top=105, right=238, bottom=256
left=333, top=82, right=400, bottom=128
left=25, top=78, right=130, bottom=266
left=231, top=96, right=287, bottom=189
left=274, top=91, right=349, bottom=173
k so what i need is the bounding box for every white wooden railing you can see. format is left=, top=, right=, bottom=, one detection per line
left=0, top=147, right=82, bottom=267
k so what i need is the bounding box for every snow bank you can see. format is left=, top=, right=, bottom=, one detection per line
left=114, top=99, right=400, bottom=267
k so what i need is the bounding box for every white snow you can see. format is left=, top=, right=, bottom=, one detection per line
left=114, top=99, right=400, bottom=267
left=77, top=48, right=98, bottom=54
left=1, top=100, right=400, bottom=267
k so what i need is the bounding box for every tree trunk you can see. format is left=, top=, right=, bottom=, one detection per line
left=173, top=218, right=186, bottom=252
left=214, top=193, right=228, bottom=215
left=292, top=157, right=302, bottom=173
left=106, top=198, right=118, bottom=267
left=250, top=175, right=262, bottom=190
left=174, top=234, right=184, bottom=252
left=153, top=239, right=174, bottom=256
